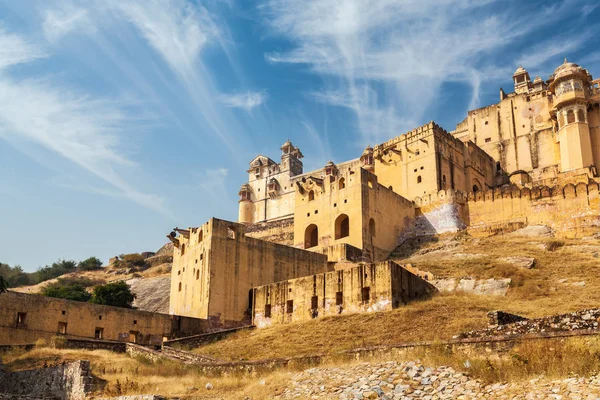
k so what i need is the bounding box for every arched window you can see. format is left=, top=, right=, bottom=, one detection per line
left=304, top=224, right=319, bottom=248
left=338, top=178, right=345, bottom=190
left=368, top=218, right=376, bottom=237
left=335, top=214, right=350, bottom=240
left=417, top=176, right=422, bottom=184
left=308, top=190, right=315, bottom=201
left=178, top=282, right=182, bottom=292
left=472, top=185, right=479, bottom=193
left=577, top=109, right=586, bottom=123
left=181, top=243, right=185, bottom=256
left=567, top=110, right=575, bottom=124
left=196, top=270, right=199, bottom=280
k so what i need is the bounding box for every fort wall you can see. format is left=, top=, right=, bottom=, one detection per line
left=252, top=261, right=435, bottom=327
left=0, top=292, right=206, bottom=345
left=170, top=218, right=330, bottom=326
left=465, top=182, right=600, bottom=236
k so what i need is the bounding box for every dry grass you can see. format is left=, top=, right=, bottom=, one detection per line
left=1, top=347, right=290, bottom=399
left=5, top=336, right=600, bottom=398
left=195, top=293, right=497, bottom=361
left=192, top=234, right=600, bottom=362
left=393, top=336, right=600, bottom=384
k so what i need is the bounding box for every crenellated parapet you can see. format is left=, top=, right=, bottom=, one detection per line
left=413, top=189, right=467, bottom=208
left=464, top=182, right=599, bottom=203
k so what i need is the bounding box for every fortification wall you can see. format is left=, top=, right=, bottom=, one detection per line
left=0, top=292, right=207, bottom=345
left=466, top=182, right=600, bottom=236
left=244, top=217, right=294, bottom=245
left=252, top=261, right=435, bottom=327
left=413, top=190, right=468, bottom=236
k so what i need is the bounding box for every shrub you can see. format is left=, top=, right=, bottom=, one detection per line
left=90, top=281, right=136, bottom=308
left=41, top=277, right=94, bottom=302
left=36, top=259, right=77, bottom=283
left=0, top=263, right=33, bottom=287
left=78, top=257, right=104, bottom=271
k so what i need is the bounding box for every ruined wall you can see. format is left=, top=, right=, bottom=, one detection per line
left=252, top=261, right=435, bottom=327
left=244, top=217, right=294, bottom=246
left=170, top=218, right=330, bottom=326
left=466, top=182, right=600, bottom=237
left=0, top=292, right=206, bottom=345
left=0, top=360, right=92, bottom=400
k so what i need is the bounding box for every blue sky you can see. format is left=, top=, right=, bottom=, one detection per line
left=1, top=0, right=599, bottom=271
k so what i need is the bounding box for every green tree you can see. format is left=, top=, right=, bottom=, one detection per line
left=41, top=277, right=93, bottom=302
left=90, top=281, right=136, bottom=308
left=0, top=263, right=32, bottom=287
left=78, top=257, right=103, bottom=271
left=36, top=259, right=77, bottom=283
left=0, top=275, right=8, bottom=294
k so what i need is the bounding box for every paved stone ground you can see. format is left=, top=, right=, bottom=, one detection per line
left=276, top=361, right=600, bottom=399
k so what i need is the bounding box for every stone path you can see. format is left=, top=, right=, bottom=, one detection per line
left=276, top=361, right=600, bottom=399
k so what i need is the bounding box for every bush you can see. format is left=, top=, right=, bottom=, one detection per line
left=41, top=277, right=94, bottom=302
left=0, top=263, right=33, bottom=287
left=36, top=260, right=77, bottom=283
left=90, top=281, right=136, bottom=308
left=112, top=254, right=148, bottom=271
left=78, top=257, right=104, bottom=271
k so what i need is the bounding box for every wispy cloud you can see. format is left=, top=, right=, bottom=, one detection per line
left=107, top=0, right=244, bottom=152
left=0, top=29, right=169, bottom=215
left=0, top=26, right=46, bottom=69
left=262, top=0, right=597, bottom=143
left=219, top=90, right=267, bottom=112
left=42, top=3, right=95, bottom=44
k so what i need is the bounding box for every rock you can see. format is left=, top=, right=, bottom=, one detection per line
left=205, top=383, right=213, bottom=390
left=500, top=256, right=536, bottom=269
left=509, top=225, right=553, bottom=237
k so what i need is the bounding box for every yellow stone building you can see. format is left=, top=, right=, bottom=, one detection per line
left=452, top=60, right=600, bottom=186
left=168, top=59, right=600, bottom=328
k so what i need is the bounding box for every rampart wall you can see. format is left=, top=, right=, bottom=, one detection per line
left=411, top=182, right=600, bottom=237
left=0, top=292, right=207, bottom=345
left=466, top=182, right=600, bottom=236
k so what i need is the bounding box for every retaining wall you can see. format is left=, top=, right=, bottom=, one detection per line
left=0, top=360, right=93, bottom=400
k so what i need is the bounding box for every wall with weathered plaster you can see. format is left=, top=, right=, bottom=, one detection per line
left=466, top=182, right=600, bottom=237
left=0, top=291, right=206, bottom=345
left=252, top=261, right=436, bottom=327
left=244, top=217, right=294, bottom=246
left=170, top=218, right=330, bottom=326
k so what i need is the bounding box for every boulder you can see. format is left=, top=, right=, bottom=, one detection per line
left=500, top=256, right=535, bottom=269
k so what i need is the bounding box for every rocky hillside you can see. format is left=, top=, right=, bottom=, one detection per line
left=13, top=243, right=174, bottom=314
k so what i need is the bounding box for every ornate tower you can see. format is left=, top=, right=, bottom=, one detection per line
left=237, top=183, right=253, bottom=224
left=549, top=59, right=594, bottom=172
left=280, top=139, right=304, bottom=176
left=513, top=66, right=531, bottom=94
left=360, top=145, right=375, bottom=172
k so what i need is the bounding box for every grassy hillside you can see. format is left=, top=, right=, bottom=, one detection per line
left=191, top=229, right=600, bottom=361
